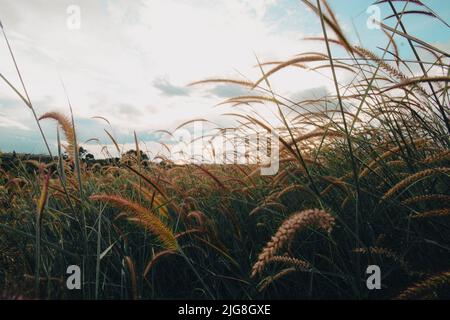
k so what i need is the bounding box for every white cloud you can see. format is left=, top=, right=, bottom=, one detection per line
left=0, top=0, right=333, bottom=150
left=0, top=114, right=30, bottom=130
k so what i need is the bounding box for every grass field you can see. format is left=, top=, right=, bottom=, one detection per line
left=1, top=0, right=449, bottom=300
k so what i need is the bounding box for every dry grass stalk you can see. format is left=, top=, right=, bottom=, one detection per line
left=258, top=267, right=296, bottom=292
left=300, top=0, right=353, bottom=53
left=340, top=194, right=353, bottom=210
left=249, top=202, right=287, bottom=217
left=402, top=194, right=450, bottom=206
left=143, top=250, right=177, bottom=278
left=39, top=112, right=75, bottom=156
left=188, top=78, right=254, bottom=88
left=268, top=256, right=311, bottom=271
left=396, top=271, right=450, bottom=300
left=382, top=167, right=450, bottom=201
left=219, top=95, right=283, bottom=106
left=251, top=209, right=335, bottom=277
left=359, top=139, right=428, bottom=178
left=129, top=181, right=169, bottom=218
left=90, top=194, right=178, bottom=251
left=252, top=55, right=327, bottom=89
left=372, top=160, right=406, bottom=175
left=287, top=130, right=344, bottom=146
left=124, top=256, right=138, bottom=300
left=187, top=211, right=207, bottom=230
left=421, top=150, right=450, bottom=164
left=320, top=176, right=349, bottom=196
left=36, top=172, right=51, bottom=223
left=354, top=46, right=406, bottom=81
left=353, top=247, right=414, bottom=275
left=274, top=184, right=312, bottom=200
left=411, top=208, right=450, bottom=219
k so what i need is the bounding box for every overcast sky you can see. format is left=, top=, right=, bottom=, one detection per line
left=0, top=0, right=448, bottom=158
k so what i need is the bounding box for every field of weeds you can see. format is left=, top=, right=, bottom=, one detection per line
left=0, top=0, right=449, bottom=300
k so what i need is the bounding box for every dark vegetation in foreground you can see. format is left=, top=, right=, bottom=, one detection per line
left=1, top=0, right=450, bottom=299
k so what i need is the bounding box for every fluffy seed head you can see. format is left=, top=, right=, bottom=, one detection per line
left=251, top=209, right=335, bottom=277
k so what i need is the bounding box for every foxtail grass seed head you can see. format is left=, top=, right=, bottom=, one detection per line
left=396, top=271, right=450, bottom=300
left=90, top=194, right=178, bottom=251
left=382, top=167, right=450, bottom=201
left=251, top=209, right=335, bottom=277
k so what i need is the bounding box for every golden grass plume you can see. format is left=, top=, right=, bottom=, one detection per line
left=382, top=167, right=450, bottom=201
left=396, top=270, right=450, bottom=300
left=90, top=194, right=178, bottom=251
left=251, top=209, right=335, bottom=277
left=39, top=112, right=75, bottom=156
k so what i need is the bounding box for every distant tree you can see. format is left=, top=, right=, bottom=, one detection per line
left=63, top=146, right=95, bottom=163
left=85, top=153, right=95, bottom=162
left=79, top=147, right=95, bottom=163
left=79, top=147, right=88, bottom=158
left=125, top=149, right=149, bottom=161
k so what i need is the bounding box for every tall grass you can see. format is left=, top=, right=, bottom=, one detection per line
left=0, top=0, right=449, bottom=299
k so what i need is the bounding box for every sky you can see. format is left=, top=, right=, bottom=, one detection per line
left=0, top=0, right=448, bottom=158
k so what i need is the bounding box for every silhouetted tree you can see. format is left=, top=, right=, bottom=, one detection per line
left=125, top=149, right=149, bottom=161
